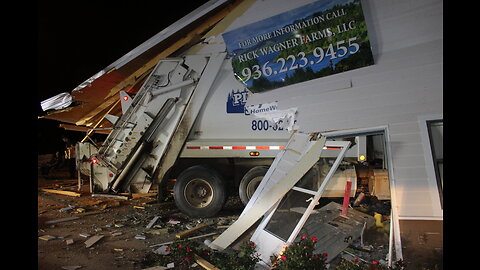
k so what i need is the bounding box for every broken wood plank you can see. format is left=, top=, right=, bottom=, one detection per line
left=150, top=232, right=219, bottom=247
left=146, top=216, right=160, bottom=229
left=41, top=188, right=81, bottom=197
left=119, top=192, right=158, bottom=198
left=44, top=216, right=80, bottom=225
left=91, top=193, right=129, bottom=200
left=39, top=235, right=56, bottom=241
left=176, top=223, right=209, bottom=239
left=194, top=254, right=220, bottom=270
left=84, top=235, right=104, bottom=248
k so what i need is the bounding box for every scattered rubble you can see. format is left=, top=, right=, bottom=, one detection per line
left=38, top=167, right=392, bottom=270
left=135, top=234, right=147, bottom=240
left=84, top=235, right=104, bottom=248
left=39, top=235, right=56, bottom=241
left=38, top=169, right=244, bottom=269
left=44, top=216, right=80, bottom=225
left=41, top=188, right=82, bottom=197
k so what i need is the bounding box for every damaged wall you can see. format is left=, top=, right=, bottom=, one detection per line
left=189, top=0, right=443, bottom=220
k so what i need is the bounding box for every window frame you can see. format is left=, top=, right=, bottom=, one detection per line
left=426, top=119, right=443, bottom=208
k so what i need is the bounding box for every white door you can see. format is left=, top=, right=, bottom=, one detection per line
left=250, top=140, right=350, bottom=267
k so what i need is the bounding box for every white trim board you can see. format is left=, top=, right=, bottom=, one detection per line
left=209, top=132, right=326, bottom=250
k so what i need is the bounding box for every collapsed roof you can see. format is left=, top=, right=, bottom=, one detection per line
left=40, top=0, right=247, bottom=131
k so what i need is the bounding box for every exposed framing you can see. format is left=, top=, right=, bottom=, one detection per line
left=210, top=133, right=327, bottom=251
left=322, top=125, right=403, bottom=264
left=250, top=140, right=350, bottom=266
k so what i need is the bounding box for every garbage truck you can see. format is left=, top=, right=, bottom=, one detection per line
left=75, top=51, right=383, bottom=218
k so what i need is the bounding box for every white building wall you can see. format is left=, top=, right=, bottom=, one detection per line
left=195, top=0, right=443, bottom=218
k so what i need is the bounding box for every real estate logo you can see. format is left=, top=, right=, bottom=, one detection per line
left=226, top=89, right=249, bottom=114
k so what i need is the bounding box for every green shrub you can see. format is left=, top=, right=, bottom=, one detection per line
left=208, top=241, right=261, bottom=270
left=273, top=235, right=327, bottom=270
left=336, top=257, right=407, bottom=270
left=160, top=239, right=260, bottom=270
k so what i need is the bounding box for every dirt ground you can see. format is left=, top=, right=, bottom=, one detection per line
left=37, top=155, right=392, bottom=270
left=37, top=155, right=245, bottom=270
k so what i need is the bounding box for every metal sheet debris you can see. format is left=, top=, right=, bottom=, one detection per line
left=210, top=133, right=327, bottom=250
left=40, top=92, right=72, bottom=111
left=84, top=235, right=104, bottom=248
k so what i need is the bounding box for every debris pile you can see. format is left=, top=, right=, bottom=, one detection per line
left=38, top=161, right=393, bottom=269
left=37, top=176, right=244, bottom=269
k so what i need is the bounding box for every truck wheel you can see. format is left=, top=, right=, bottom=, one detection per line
left=173, top=165, right=226, bottom=217
left=239, top=166, right=269, bottom=205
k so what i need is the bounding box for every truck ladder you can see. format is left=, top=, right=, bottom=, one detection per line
left=90, top=55, right=215, bottom=192
left=118, top=52, right=227, bottom=193
left=90, top=53, right=226, bottom=193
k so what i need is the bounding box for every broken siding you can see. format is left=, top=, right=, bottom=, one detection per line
left=251, top=0, right=442, bottom=218
left=245, top=46, right=442, bottom=217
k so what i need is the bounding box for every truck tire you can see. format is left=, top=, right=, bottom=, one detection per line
left=173, top=165, right=227, bottom=217
left=239, top=166, right=269, bottom=205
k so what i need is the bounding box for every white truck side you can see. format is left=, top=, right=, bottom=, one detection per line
left=77, top=52, right=369, bottom=217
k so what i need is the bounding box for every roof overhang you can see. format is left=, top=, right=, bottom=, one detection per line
left=40, top=0, right=239, bottom=129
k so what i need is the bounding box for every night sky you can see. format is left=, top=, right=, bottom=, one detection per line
left=37, top=0, right=210, bottom=154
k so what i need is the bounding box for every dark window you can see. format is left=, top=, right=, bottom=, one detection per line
left=427, top=120, right=443, bottom=208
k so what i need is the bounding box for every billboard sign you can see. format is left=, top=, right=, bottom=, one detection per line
left=222, top=0, right=374, bottom=93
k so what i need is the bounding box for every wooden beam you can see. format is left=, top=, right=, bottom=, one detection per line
left=58, top=123, right=111, bottom=134
left=84, top=235, right=104, bottom=248
left=149, top=232, right=219, bottom=248
left=41, top=188, right=81, bottom=197
left=193, top=254, right=220, bottom=270
left=175, top=223, right=209, bottom=239
left=44, top=217, right=80, bottom=225
left=80, top=99, right=119, bottom=142
left=118, top=192, right=158, bottom=198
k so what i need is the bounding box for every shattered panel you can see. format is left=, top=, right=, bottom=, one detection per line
left=298, top=202, right=375, bottom=262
